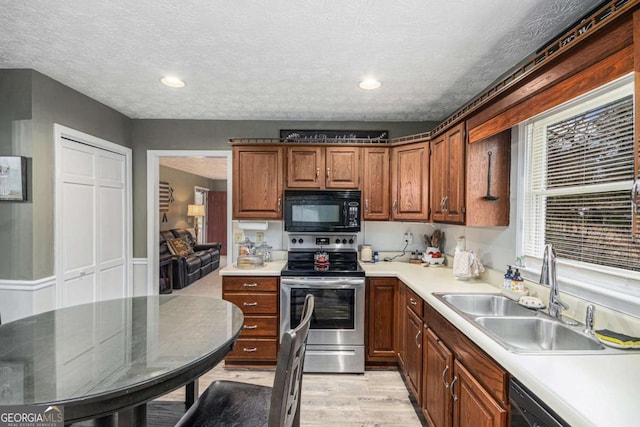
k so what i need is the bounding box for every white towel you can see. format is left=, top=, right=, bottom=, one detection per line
left=453, top=250, right=484, bottom=279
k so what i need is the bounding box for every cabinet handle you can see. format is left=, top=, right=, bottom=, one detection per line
left=409, top=298, right=417, bottom=306
left=277, top=197, right=281, bottom=212
left=242, top=347, right=258, bottom=353
left=442, top=365, right=450, bottom=388
left=439, top=197, right=445, bottom=210
left=243, top=283, right=258, bottom=287
left=415, top=330, right=422, bottom=348
left=450, top=376, right=458, bottom=401
left=443, top=196, right=448, bottom=213
left=393, top=200, right=398, bottom=212
left=243, top=324, right=258, bottom=330
left=316, top=167, right=320, bottom=179
left=632, top=179, right=639, bottom=214
left=243, top=302, right=258, bottom=306
left=365, top=199, right=369, bottom=213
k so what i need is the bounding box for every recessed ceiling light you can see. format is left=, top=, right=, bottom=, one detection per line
left=161, top=76, right=186, bottom=88
left=359, top=78, right=382, bottom=90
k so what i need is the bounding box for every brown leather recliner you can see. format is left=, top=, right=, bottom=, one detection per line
left=160, top=229, right=221, bottom=289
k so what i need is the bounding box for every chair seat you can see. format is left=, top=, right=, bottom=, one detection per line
left=176, top=380, right=271, bottom=427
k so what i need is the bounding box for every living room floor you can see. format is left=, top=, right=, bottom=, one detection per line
left=165, top=257, right=425, bottom=426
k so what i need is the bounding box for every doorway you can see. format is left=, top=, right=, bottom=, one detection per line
left=147, top=150, right=232, bottom=296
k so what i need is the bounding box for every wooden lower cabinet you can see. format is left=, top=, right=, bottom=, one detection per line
left=453, top=360, right=507, bottom=427
left=366, top=278, right=398, bottom=363
left=404, top=304, right=423, bottom=401
left=423, top=327, right=453, bottom=427
left=222, top=276, right=279, bottom=365
left=422, top=303, right=509, bottom=427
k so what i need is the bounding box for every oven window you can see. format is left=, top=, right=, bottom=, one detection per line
left=290, top=288, right=355, bottom=330
left=291, top=204, right=340, bottom=223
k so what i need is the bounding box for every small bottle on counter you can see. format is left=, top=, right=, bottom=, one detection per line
left=373, top=251, right=379, bottom=263
left=511, top=268, right=524, bottom=292
left=503, top=265, right=513, bottom=289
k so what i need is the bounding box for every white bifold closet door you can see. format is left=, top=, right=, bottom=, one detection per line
left=58, top=137, right=127, bottom=308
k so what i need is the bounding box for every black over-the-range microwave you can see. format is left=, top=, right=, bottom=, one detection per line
left=283, top=190, right=361, bottom=233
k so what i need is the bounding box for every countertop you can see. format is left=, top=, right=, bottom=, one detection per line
left=220, top=260, right=639, bottom=426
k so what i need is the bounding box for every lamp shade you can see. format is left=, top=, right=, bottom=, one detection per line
left=187, top=204, right=205, bottom=217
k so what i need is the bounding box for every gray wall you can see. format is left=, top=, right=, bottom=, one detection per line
left=131, top=119, right=435, bottom=257
left=159, top=166, right=219, bottom=231
left=0, top=70, right=132, bottom=280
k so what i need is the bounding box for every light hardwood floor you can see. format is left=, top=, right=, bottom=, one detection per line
left=168, top=258, right=425, bottom=426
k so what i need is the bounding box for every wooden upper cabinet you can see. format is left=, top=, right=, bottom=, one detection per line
left=391, top=142, right=429, bottom=221
left=286, top=146, right=360, bottom=189
left=465, top=130, right=511, bottom=226
left=325, top=146, right=360, bottom=188
left=431, top=123, right=465, bottom=224
left=362, top=147, right=390, bottom=220
left=287, top=146, right=324, bottom=188
left=233, top=146, right=284, bottom=219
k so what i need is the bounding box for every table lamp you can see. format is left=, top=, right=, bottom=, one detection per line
left=187, top=204, right=206, bottom=243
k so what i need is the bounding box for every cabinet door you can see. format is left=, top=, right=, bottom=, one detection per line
left=391, top=142, right=429, bottom=221
left=233, top=146, right=283, bottom=219
left=326, top=146, right=360, bottom=189
left=445, top=123, right=465, bottom=224
left=287, top=146, right=324, bottom=188
left=453, top=360, right=507, bottom=427
left=397, top=282, right=407, bottom=368
left=366, top=278, right=397, bottom=361
left=405, top=306, right=423, bottom=402
left=423, top=328, right=453, bottom=427
left=362, top=147, right=390, bottom=220
left=430, top=135, right=447, bottom=222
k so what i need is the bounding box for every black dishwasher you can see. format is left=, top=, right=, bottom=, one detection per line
left=509, top=378, right=569, bottom=427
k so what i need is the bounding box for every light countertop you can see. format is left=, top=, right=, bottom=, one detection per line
left=220, top=260, right=639, bottom=426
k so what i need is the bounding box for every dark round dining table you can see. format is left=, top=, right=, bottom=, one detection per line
left=0, top=295, right=244, bottom=425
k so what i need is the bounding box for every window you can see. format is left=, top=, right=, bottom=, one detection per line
left=522, top=77, right=639, bottom=274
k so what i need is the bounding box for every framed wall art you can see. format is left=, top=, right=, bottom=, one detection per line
left=0, top=156, right=27, bottom=201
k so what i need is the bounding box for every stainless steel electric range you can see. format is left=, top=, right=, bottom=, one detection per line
left=280, top=234, right=365, bottom=374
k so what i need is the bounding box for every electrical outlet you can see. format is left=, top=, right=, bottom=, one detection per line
left=234, top=231, right=244, bottom=243
left=403, top=232, right=414, bottom=244
left=255, top=231, right=264, bottom=244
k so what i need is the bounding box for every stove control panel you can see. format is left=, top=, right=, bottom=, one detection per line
left=288, top=234, right=358, bottom=251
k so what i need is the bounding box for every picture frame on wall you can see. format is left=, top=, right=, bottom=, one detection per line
left=0, top=156, right=27, bottom=201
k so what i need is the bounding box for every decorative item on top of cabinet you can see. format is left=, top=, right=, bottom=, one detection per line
left=362, top=147, right=390, bottom=220
left=466, top=129, right=511, bottom=226
left=431, top=122, right=465, bottom=224
left=287, top=146, right=360, bottom=189
left=233, top=146, right=284, bottom=219
left=391, top=141, right=429, bottom=221
left=222, top=276, right=279, bottom=366
left=365, top=278, right=398, bottom=365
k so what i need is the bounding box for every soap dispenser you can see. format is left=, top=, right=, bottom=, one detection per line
left=511, top=268, right=524, bottom=292
left=503, top=265, right=514, bottom=289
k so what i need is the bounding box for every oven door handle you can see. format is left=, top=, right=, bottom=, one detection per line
left=281, top=278, right=365, bottom=287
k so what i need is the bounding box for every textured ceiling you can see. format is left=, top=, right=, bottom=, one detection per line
left=160, top=157, right=228, bottom=181
left=0, top=0, right=602, bottom=121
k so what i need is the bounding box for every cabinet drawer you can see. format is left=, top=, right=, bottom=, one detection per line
left=406, top=287, right=424, bottom=318
left=226, top=338, right=278, bottom=360
left=240, top=315, right=278, bottom=337
left=224, top=292, right=278, bottom=314
left=223, top=276, right=278, bottom=292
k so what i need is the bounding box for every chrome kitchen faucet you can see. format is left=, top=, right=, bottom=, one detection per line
left=539, top=243, right=568, bottom=319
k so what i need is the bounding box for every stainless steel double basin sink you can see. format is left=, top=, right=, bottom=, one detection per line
left=434, top=293, right=614, bottom=354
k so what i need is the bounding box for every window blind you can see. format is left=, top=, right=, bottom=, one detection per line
left=524, top=83, right=638, bottom=272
